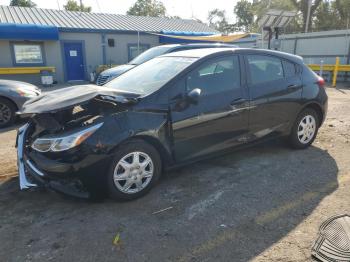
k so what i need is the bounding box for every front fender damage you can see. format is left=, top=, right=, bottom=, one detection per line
left=110, top=108, right=174, bottom=164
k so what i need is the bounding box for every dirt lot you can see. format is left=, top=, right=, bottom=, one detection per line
left=0, top=86, right=349, bottom=262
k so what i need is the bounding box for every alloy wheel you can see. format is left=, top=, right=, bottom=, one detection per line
left=113, top=151, right=154, bottom=194
left=297, top=115, right=316, bottom=144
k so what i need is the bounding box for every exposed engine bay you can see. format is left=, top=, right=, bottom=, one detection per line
left=19, top=85, right=139, bottom=139
left=30, top=99, right=115, bottom=138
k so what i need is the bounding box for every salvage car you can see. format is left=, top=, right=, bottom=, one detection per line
left=96, top=43, right=238, bottom=85
left=17, top=48, right=327, bottom=200
left=0, top=80, right=41, bottom=127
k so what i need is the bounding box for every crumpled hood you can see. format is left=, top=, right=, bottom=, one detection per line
left=100, top=64, right=136, bottom=77
left=20, top=84, right=140, bottom=114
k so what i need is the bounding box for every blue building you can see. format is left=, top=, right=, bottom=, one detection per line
left=0, top=5, right=217, bottom=84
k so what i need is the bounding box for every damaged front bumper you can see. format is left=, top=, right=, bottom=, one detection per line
left=17, top=124, right=90, bottom=198
left=17, top=124, right=37, bottom=189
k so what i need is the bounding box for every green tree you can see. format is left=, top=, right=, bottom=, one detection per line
left=314, top=1, right=339, bottom=31
left=127, top=0, right=166, bottom=17
left=334, top=0, right=350, bottom=29
left=234, top=0, right=254, bottom=32
left=290, top=0, right=323, bottom=32
left=208, top=9, right=235, bottom=33
left=168, top=15, right=182, bottom=19
left=64, top=0, right=91, bottom=12
left=10, top=0, right=36, bottom=7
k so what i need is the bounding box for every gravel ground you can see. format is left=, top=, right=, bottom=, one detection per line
left=0, top=86, right=349, bottom=262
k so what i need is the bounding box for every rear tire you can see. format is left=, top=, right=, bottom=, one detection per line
left=289, top=108, right=319, bottom=149
left=0, top=98, right=16, bottom=128
left=107, top=139, right=162, bottom=201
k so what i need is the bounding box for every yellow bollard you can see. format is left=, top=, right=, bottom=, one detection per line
left=332, top=57, right=340, bottom=87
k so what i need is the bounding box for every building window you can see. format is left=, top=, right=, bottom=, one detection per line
left=12, top=43, right=44, bottom=65
left=128, top=44, right=150, bottom=61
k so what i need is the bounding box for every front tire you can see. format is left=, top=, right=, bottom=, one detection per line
left=289, top=108, right=319, bottom=149
left=107, top=139, right=162, bottom=201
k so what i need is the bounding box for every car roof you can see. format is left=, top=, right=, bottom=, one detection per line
left=176, top=43, right=237, bottom=47
left=162, top=47, right=235, bottom=58
left=155, top=43, right=238, bottom=51
left=162, top=47, right=303, bottom=64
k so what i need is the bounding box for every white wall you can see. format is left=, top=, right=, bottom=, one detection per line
left=105, top=33, right=159, bottom=65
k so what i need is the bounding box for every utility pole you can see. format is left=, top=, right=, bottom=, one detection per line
left=305, top=0, right=312, bottom=33
left=137, top=31, right=140, bottom=56
left=79, top=0, right=83, bottom=11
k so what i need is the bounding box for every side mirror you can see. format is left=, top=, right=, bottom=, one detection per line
left=187, top=88, right=201, bottom=103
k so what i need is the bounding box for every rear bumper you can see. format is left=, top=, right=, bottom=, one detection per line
left=17, top=124, right=109, bottom=198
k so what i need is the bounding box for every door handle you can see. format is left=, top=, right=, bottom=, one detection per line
left=287, top=84, right=299, bottom=91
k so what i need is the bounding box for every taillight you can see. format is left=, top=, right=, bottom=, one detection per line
left=316, top=77, right=325, bottom=88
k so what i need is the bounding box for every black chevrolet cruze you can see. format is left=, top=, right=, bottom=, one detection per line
left=17, top=48, right=328, bottom=200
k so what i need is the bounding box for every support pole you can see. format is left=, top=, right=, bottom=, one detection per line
left=332, top=57, right=340, bottom=87
left=319, top=60, right=324, bottom=78
left=305, top=0, right=312, bottom=33
left=293, top=37, right=298, bottom=54
left=268, top=28, right=272, bottom=49
left=101, top=34, right=106, bottom=65
left=345, top=17, right=350, bottom=82
left=274, top=28, right=279, bottom=50
left=137, top=31, right=140, bottom=56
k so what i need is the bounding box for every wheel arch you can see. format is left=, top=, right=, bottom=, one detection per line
left=0, top=96, right=18, bottom=111
left=132, top=135, right=174, bottom=168
left=112, top=134, right=174, bottom=169
left=301, top=102, right=325, bottom=127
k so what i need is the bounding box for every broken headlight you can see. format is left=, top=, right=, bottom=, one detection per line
left=31, top=123, right=103, bottom=152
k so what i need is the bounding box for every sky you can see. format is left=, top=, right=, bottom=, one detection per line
left=1, top=0, right=239, bottom=23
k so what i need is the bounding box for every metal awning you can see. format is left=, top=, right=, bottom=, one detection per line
left=0, top=23, right=59, bottom=41
left=158, top=31, right=249, bottom=44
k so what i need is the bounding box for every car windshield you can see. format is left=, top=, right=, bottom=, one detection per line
left=106, top=56, right=197, bottom=95
left=128, top=46, right=174, bottom=65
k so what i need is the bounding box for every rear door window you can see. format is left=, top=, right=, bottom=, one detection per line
left=247, top=55, right=284, bottom=85
left=283, top=60, right=297, bottom=78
